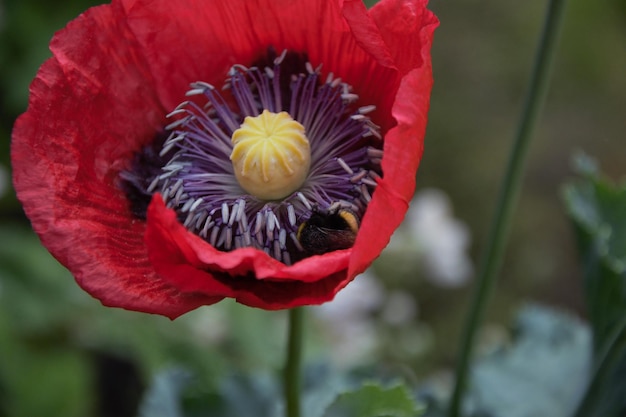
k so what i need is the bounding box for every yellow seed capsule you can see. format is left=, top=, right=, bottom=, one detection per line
left=230, top=110, right=311, bottom=200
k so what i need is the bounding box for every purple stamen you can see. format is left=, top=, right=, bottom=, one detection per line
left=122, top=50, right=383, bottom=264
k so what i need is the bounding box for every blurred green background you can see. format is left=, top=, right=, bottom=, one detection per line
left=0, top=0, right=624, bottom=416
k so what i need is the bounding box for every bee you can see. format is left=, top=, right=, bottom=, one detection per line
left=296, top=207, right=360, bottom=256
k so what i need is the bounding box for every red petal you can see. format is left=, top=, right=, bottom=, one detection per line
left=341, top=0, right=396, bottom=69
left=145, top=195, right=351, bottom=309
left=370, top=0, right=439, bottom=74
left=12, top=2, right=214, bottom=318
left=120, top=0, right=349, bottom=108
left=348, top=0, right=438, bottom=277
left=119, top=0, right=398, bottom=128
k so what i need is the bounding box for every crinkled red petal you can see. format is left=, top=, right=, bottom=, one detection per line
left=11, top=1, right=217, bottom=318
left=145, top=195, right=349, bottom=309
left=370, top=0, right=440, bottom=74
left=120, top=0, right=402, bottom=131
left=345, top=0, right=439, bottom=277
left=147, top=194, right=350, bottom=280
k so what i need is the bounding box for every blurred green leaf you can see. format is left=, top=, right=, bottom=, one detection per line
left=138, top=365, right=425, bottom=417
left=137, top=368, right=192, bottom=417
left=302, top=364, right=354, bottom=417
left=218, top=373, right=281, bottom=417
left=467, top=304, right=591, bottom=417
left=572, top=318, right=626, bottom=417
left=0, top=339, right=92, bottom=417
left=0, top=226, right=230, bottom=416
left=322, top=382, right=425, bottom=417
left=563, top=153, right=626, bottom=348
left=138, top=369, right=282, bottom=417
left=0, top=225, right=80, bottom=325
left=563, top=154, right=626, bottom=417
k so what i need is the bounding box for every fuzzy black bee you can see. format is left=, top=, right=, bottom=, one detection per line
left=296, top=207, right=360, bottom=256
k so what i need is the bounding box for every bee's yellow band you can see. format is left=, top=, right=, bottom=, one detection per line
left=338, top=210, right=359, bottom=234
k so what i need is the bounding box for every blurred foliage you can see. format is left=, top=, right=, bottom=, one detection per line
left=563, top=154, right=626, bottom=417
left=0, top=227, right=290, bottom=416
left=322, top=383, right=424, bottom=417
left=405, top=0, right=625, bottom=375
left=421, top=304, right=591, bottom=417
left=138, top=366, right=425, bottom=417
left=564, top=154, right=626, bottom=349
left=0, top=0, right=625, bottom=415
left=467, top=304, right=590, bottom=417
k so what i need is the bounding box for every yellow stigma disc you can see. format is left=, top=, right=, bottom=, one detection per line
left=230, top=110, right=311, bottom=200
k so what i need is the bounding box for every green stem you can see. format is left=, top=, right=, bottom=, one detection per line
left=572, top=315, right=626, bottom=417
left=447, top=1, right=568, bottom=416
left=284, top=307, right=304, bottom=417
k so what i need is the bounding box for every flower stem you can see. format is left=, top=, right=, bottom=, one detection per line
left=572, top=314, right=626, bottom=417
left=284, top=307, right=304, bottom=417
left=447, top=1, right=568, bottom=416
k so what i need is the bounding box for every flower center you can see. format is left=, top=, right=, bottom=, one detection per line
left=230, top=110, right=310, bottom=200
left=121, top=49, right=383, bottom=265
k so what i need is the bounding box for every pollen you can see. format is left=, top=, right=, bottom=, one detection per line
left=231, top=110, right=311, bottom=200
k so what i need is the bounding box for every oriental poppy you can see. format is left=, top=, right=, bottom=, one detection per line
left=12, top=0, right=438, bottom=318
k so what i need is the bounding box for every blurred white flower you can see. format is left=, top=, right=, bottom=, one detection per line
left=0, top=164, right=7, bottom=198
left=388, top=188, right=473, bottom=287
left=410, top=188, right=473, bottom=286
left=313, top=272, right=384, bottom=366
left=381, top=290, right=418, bottom=326
left=316, top=271, right=384, bottom=320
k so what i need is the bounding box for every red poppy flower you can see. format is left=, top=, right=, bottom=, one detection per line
left=12, top=0, right=438, bottom=318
